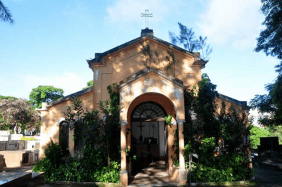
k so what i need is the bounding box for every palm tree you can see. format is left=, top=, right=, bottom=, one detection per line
left=0, top=1, right=13, bottom=24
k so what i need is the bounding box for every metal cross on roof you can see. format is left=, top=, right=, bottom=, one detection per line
left=141, top=9, right=153, bottom=28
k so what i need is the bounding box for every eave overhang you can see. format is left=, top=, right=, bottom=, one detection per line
left=41, top=88, right=93, bottom=109
left=218, top=93, right=250, bottom=109
left=193, top=59, right=208, bottom=69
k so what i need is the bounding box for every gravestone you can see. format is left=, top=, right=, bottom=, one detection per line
left=258, top=137, right=280, bottom=159
left=18, top=141, right=25, bottom=150
left=33, top=150, right=39, bottom=164
left=0, top=136, right=10, bottom=141
left=0, top=142, right=6, bottom=151
left=0, top=131, right=10, bottom=136
left=0, top=131, right=11, bottom=142
left=6, top=142, right=19, bottom=150
left=25, top=140, right=40, bottom=150
left=10, top=134, right=23, bottom=141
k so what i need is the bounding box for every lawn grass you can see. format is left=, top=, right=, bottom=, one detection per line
left=21, top=137, right=36, bottom=140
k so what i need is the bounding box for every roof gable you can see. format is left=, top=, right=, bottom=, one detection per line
left=87, top=35, right=208, bottom=68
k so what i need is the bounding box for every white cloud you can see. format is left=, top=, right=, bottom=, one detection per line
left=197, top=0, right=264, bottom=47
left=22, top=72, right=87, bottom=97
left=105, top=0, right=182, bottom=27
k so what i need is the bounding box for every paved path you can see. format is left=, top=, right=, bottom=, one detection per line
left=128, top=160, right=179, bottom=186
left=254, top=161, right=282, bottom=187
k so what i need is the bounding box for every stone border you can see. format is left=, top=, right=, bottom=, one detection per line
left=189, top=178, right=256, bottom=186
left=47, top=181, right=120, bottom=186
left=46, top=178, right=256, bottom=187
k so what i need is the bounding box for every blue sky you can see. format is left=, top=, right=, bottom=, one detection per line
left=0, top=0, right=280, bottom=119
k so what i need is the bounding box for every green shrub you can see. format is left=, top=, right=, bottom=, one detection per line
left=33, top=154, right=120, bottom=182
left=33, top=83, right=121, bottom=183
left=44, top=139, right=63, bottom=167
left=184, top=137, right=253, bottom=182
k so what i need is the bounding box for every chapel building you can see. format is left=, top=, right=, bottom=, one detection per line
left=37, top=28, right=249, bottom=186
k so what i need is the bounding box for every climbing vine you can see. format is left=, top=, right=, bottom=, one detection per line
left=33, top=83, right=121, bottom=183
left=172, top=73, right=253, bottom=182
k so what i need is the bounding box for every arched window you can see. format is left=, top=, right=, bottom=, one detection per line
left=59, top=121, right=69, bottom=155
left=132, top=102, right=165, bottom=122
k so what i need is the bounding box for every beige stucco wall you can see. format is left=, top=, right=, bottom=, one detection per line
left=39, top=91, right=93, bottom=158
left=91, top=38, right=202, bottom=109
left=215, top=97, right=249, bottom=117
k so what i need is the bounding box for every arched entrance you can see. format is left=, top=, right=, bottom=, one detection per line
left=119, top=69, right=187, bottom=186
left=130, top=101, right=168, bottom=174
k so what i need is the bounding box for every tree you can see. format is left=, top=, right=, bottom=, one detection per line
left=0, top=95, right=17, bottom=100
left=265, top=125, right=282, bottom=144
left=184, top=73, right=250, bottom=153
left=250, top=126, right=270, bottom=149
left=0, top=1, right=13, bottom=24
left=29, top=86, right=64, bottom=108
left=251, top=0, right=282, bottom=126
left=251, top=76, right=282, bottom=126
left=169, top=23, right=212, bottom=60
left=0, top=98, right=40, bottom=133
left=255, top=0, right=282, bottom=70
left=183, top=74, right=252, bottom=182
left=83, top=80, right=93, bottom=90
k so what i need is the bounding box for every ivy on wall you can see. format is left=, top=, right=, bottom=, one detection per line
left=33, top=83, right=121, bottom=183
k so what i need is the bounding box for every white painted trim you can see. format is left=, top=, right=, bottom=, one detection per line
left=120, top=170, right=128, bottom=174
left=57, top=118, right=66, bottom=126
left=120, top=121, right=128, bottom=126
left=177, top=120, right=185, bottom=125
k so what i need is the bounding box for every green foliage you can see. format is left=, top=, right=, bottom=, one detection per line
left=44, top=139, right=63, bottom=167
left=252, top=0, right=282, bottom=126
left=265, top=125, right=282, bottom=144
left=83, top=80, right=93, bottom=90
left=169, top=22, right=212, bottom=60
left=255, top=0, right=282, bottom=63
left=186, top=138, right=253, bottom=182
left=184, top=73, right=219, bottom=142
left=182, top=73, right=252, bottom=182
left=29, top=85, right=64, bottom=108
left=0, top=95, right=17, bottom=100
left=250, top=126, right=270, bottom=149
left=164, top=115, right=172, bottom=125
left=33, top=151, right=120, bottom=183
left=0, top=1, right=14, bottom=24
left=34, top=83, right=121, bottom=183
left=251, top=76, right=282, bottom=126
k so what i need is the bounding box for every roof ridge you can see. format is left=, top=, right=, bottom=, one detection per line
left=87, top=35, right=200, bottom=66
left=49, top=87, right=92, bottom=107
left=218, top=93, right=248, bottom=108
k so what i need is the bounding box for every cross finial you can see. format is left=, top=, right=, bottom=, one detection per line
left=141, top=9, right=153, bottom=28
